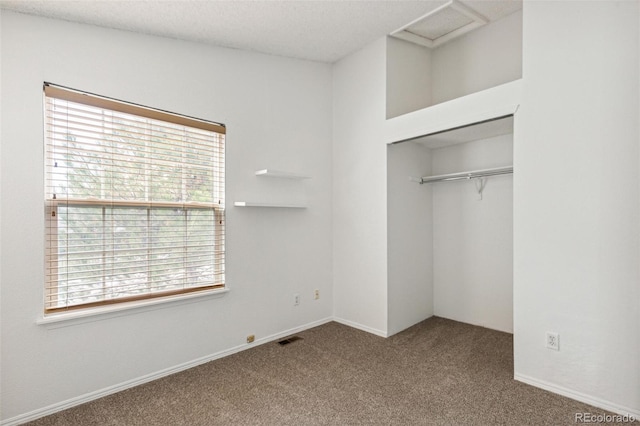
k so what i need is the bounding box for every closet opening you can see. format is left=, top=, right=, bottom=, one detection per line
left=387, top=115, right=514, bottom=335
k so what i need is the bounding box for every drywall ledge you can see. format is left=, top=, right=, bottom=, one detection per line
left=385, top=79, right=522, bottom=145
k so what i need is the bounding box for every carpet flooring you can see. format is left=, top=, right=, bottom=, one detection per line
left=26, top=317, right=625, bottom=425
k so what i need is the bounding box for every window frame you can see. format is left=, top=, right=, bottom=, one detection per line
left=43, top=83, right=226, bottom=314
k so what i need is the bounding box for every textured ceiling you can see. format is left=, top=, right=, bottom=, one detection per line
left=0, top=0, right=521, bottom=63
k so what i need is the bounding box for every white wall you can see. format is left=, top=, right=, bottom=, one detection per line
left=515, top=1, right=640, bottom=416
left=0, top=12, right=333, bottom=423
left=431, top=10, right=522, bottom=106
left=387, top=142, right=433, bottom=336
left=386, top=37, right=431, bottom=119
left=432, top=135, right=513, bottom=333
left=332, top=38, right=389, bottom=336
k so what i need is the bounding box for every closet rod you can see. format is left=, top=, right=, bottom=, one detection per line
left=419, top=166, right=513, bottom=184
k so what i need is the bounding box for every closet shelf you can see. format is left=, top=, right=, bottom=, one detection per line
left=234, top=201, right=306, bottom=209
left=417, top=166, right=513, bottom=184
left=255, top=169, right=311, bottom=180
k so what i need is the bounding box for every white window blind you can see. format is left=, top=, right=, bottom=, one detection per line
left=44, top=84, right=225, bottom=313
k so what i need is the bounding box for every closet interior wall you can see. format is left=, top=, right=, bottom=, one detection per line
left=387, top=142, right=434, bottom=336
left=431, top=134, right=513, bottom=333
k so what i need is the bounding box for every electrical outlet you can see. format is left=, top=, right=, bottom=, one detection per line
left=314, top=289, right=320, bottom=300
left=247, top=334, right=255, bottom=344
left=294, top=293, right=300, bottom=306
left=546, top=332, right=559, bottom=351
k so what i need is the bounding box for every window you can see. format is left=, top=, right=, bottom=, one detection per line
left=44, top=84, right=225, bottom=313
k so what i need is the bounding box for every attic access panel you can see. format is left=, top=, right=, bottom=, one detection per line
left=390, top=0, right=487, bottom=48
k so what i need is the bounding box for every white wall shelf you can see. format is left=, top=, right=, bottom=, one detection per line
left=233, top=201, right=306, bottom=209
left=255, top=169, right=311, bottom=180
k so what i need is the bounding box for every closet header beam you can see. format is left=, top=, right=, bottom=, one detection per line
left=418, top=166, right=513, bottom=184
left=389, top=114, right=514, bottom=146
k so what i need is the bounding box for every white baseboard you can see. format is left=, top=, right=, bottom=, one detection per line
left=11, top=319, right=637, bottom=425
left=332, top=316, right=388, bottom=337
left=1, top=316, right=333, bottom=426
left=515, top=373, right=640, bottom=419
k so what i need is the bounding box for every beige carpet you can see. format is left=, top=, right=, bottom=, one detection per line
left=26, top=317, right=625, bottom=425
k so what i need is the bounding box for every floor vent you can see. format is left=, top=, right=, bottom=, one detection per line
left=278, top=336, right=303, bottom=346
